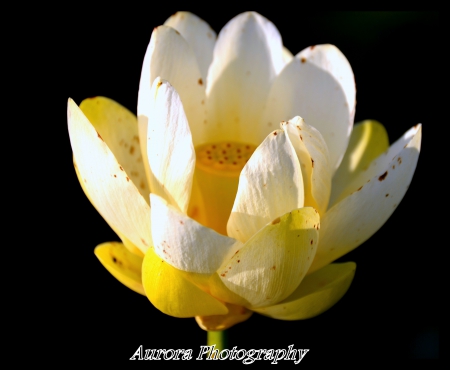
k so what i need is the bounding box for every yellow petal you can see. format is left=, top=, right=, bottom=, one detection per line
left=220, top=208, right=320, bottom=308
left=254, top=262, right=356, bottom=320
left=94, top=242, right=145, bottom=295
left=79, top=97, right=150, bottom=201
left=195, top=303, right=253, bottom=331
left=330, top=120, right=389, bottom=207
left=282, top=46, right=293, bottom=64
left=142, top=248, right=228, bottom=318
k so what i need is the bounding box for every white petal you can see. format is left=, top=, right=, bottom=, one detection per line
left=164, top=11, right=216, bottom=82
left=227, top=129, right=304, bottom=243
left=150, top=194, right=242, bottom=274
left=205, top=11, right=284, bottom=145
left=309, top=125, right=421, bottom=273
left=281, top=117, right=332, bottom=215
left=147, top=78, right=195, bottom=214
left=79, top=97, right=150, bottom=201
left=137, top=25, right=207, bottom=148
left=261, top=44, right=356, bottom=172
left=68, top=99, right=152, bottom=253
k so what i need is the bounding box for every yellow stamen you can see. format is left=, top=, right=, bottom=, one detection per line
left=192, top=142, right=256, bottom=235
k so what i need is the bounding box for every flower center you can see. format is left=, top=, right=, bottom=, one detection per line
left=195, top=142, right=255, bottom=176
left=190, top=141, right=257, bottom=235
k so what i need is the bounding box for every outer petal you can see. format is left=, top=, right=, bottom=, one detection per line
left=309, top=125, right=421, bottom=273
left=205, top=11, right=284, bottom=145
left=150, top=194, right=242, bottom=274
left=281, top=117, right=332, bottom=215
left=137, top=25, right=206, bottom=152
left=254, top=262, right=356, bottom=320
left=142, top=247, right=228, bottom=317
left=94, top=242, right=145, bottom=295
left=330, top=120, right=389, bottom=208
left=68, top=99, right=152, bottom=253
left=164, top=11, right=216, bottom=82
left=195, top=303, right=253, bottom=331
left=147, top=78, right=195, bottom=214
left=79, top=97, right=150, bottom=200
left=220, top=208, right=319, bottom=308
left=227, top=129, right=304, bottom=243
left=74, top=158, right=143, bottom=257
left=261, top=44, right=356, bottom=172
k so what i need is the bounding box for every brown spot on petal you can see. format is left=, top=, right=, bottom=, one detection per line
left=378, top=171, right=388, bottom=181
left=310, top=45, right=316, bottom=50
left=385, top=194, right=389, bottom=197
left=357, top=186, right=363, bottom=191
left=271, top=266, right=276, bottom=270
left=119, top=166, right=124, bottom=171
left=97, top=131, right=103, bottom=141
left=179, top=220, right=184, bottom=225
left=198, top=78, right=203, bottom=85
left=310, top=240, right=313, bottom=245
left=114, top=174, right=117, bottom=178
left=273, top=131, right=278, bottom=136
left=129, top=145, right=135, bottom=155
left=271, top=217, right=281, bottom=225
left=301, top=58, right=306, bottom=63
left=126, top=177, right=130, bottom=182
left=397, top=157, right=402, bottom=164
left=311, top=158, right=314, bottom=167
left=237, top=260, right=240, bottom=263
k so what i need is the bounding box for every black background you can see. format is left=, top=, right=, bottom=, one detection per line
left=61, top=10, right=439, bottom=364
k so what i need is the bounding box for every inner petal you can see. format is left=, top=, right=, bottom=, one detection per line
left=192, top=141, right=257, bottom=235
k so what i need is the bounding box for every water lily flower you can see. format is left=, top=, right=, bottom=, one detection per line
left=68, top=11, right=421, bottom=331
